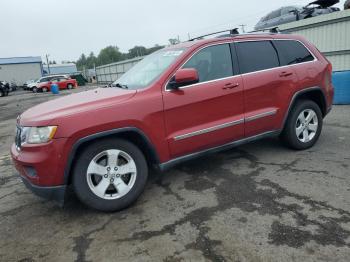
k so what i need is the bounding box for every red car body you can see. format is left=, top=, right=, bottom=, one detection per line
left=37, top=77, right=78, bottom=92
left=11, top=33, right=334, bottom=204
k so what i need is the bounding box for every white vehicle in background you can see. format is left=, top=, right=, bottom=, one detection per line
left=26, top=75, right=69, bottom=91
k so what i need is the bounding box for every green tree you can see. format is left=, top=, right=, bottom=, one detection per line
left=75, top=44, right=165, bottom=70
left=128, top=46, right=147, bottom=59
left=76, top=54, right=87, bottom=70
left=97, top=46, right=122, bottom=65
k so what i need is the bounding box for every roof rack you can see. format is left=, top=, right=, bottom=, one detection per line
left=189, top=28, right=240, bottom=41
left=248, top=27, right=280, bottom=34
left=188, top=27, right=281, bottom=42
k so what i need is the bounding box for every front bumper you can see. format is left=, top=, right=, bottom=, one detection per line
left=11, top=138, right=70, bottom=205
left=20, top=175, right=66, bottom=205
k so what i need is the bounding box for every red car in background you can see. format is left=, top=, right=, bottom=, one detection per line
left=34, top=77, right=78, bottom=92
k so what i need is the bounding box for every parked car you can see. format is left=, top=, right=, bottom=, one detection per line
left=23, top=80, right=35, bottom=90
left=345, top=0, right=350, bottom=9
left=9, top=81, right=17, bottom=92
left=255, top=0, right=340, bottom=30
left=12, top=32, right=334, bottom=211
left=26, top=75, right=69, bottom=91
left=0, top=81, right=9, bottom=97
left=34, top=77, right=78, bottom=92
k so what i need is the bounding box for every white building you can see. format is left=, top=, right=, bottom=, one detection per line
left=0, top=56, right=43, bottom=85
left=43, top=63, right=77, bottom=75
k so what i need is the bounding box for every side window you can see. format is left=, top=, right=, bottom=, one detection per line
left=236, top=41, right=280, bottom=74
left=182, top=44, right=233, bottom=83
left=274, top=40, right=314, bottom=65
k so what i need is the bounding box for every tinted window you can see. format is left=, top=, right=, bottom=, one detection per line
left=182, top=44, right=233, bottom=83
left=236, top=41, right=280, bottom=74
left=274, top=40, right=314, bottom=65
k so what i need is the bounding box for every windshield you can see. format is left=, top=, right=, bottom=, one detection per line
left=113, top=48, right=185, bottom=90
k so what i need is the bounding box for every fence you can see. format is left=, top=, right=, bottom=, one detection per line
left=95, top=57, right=143, bottom=84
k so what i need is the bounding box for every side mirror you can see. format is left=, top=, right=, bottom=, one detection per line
left=168, top=68, right=199, bottom=90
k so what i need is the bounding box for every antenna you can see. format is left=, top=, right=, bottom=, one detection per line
left=239, top=24, right=246, bottom=33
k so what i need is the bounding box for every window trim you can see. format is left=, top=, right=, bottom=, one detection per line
left=272, top=39, right=316, bottom=67
left=165, top=42, right=236, bottom=91
left=234, top=40, right=281, bottom=75
left=164, top=39, right=317, bottom=91
left=233, top=39, right=317, bottom=76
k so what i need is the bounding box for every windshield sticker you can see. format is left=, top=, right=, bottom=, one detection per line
left=162, top=50, right=184, bottom=57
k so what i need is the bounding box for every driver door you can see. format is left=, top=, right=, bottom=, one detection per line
left=162, top=43, right=245, bottom=158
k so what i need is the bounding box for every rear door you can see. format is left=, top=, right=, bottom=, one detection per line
left=58, top=78, right=68, bottom=89
left=235, top=40, right=297, bottom=137
left=163, top=43, right=244, bottom=158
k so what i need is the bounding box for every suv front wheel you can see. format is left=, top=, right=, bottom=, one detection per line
left=281, top=100, right=323, bottom=150
left=72, top=138, right=148, bottom=212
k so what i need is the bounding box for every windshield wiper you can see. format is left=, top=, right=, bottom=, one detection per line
left=113, top=83, right=129, bottom=89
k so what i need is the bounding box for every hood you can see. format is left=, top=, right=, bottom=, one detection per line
left=20, top=88, right=137, bottom=126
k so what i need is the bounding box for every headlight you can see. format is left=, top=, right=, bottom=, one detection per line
left=21, top=126, right=57, bottom=144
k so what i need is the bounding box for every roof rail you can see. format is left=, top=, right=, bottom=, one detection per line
left=188, top=28, right=239, bottom=41
left=187, top=27, right=282, bottom=42
left=248, top=27, right=280, bottom=34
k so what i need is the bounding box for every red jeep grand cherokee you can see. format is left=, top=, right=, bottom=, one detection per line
left=11, top=32, right=334, bottom=211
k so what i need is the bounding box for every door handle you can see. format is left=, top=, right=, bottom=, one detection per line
left=223, top=83, right=239, bottom=90
left=279, top=72, right=293, bottom=77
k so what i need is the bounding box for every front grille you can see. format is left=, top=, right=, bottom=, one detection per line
left=15, top=126, right=22, bottom=149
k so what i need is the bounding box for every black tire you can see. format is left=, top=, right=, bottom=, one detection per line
left=67, top=84, right=73, bottom=89
left=42, top=87, right=48, bottom=92
left=281, top=100, right=323, bottom=150
left=0, top=91, right=4, bottom=97
left=32, top=87, right=38, bottom=93
left=72, top=138, right=148, bottom=212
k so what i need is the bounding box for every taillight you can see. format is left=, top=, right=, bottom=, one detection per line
left=324, top=63, right=334, bottom=105
left=327, top=63, right=333, bottom=76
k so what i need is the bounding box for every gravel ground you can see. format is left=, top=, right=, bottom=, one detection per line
left=0, top=87, right=349, bottom=262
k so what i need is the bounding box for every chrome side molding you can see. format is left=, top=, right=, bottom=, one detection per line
left=174, top=109, right=278, bottom=141
left=174, top=119, right=244, bottom=141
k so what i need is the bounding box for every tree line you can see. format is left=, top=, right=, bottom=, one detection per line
left=76, top=44, right=164, bottom=70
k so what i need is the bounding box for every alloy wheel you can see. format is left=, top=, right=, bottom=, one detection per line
left=295, top=109, right=318, bottom=143
left=86, top=149, right=137, bottom=200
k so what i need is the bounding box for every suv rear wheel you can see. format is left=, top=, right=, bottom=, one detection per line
left=72, top=138, right=148, bottom=212
left=281, top=100, right=323, bottom=150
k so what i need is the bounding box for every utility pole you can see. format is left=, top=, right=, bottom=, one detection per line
left=46, top=54, right=51, bottom=75
left=239, top=24, right=246, bottom=33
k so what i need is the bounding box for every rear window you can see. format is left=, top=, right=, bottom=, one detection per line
left=236, top=41, right=280, bottom=74
left=274, top=40, right=314, bottom=66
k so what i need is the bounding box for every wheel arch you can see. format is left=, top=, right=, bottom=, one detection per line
left=282, top=87, right=327, bottom=129
left=64, top=127, right=160, bottom=184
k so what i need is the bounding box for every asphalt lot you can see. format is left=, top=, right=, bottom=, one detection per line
left=0, top=87, right=349, bottom=262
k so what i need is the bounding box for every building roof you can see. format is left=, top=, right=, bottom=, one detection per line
left=44, top=63, right=76, bottom=68
left=0, top=56, right=42, bottom=65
